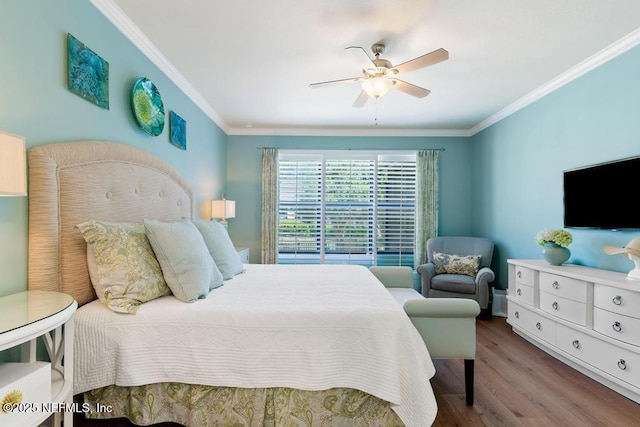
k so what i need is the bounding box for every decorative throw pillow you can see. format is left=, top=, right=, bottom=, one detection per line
left=144, top=219, right=223, bottom=303
left=194, top=220, right=245, bottom=280
left=76, top=220, right=171, bottom=314
left=433, top=252, right=481, bottom=277
left=85, top=244, right=103, bottom=304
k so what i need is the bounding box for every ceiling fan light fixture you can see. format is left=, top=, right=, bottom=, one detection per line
left=310, top=43, right=447, bottom=107
left=361, top=77, right=394, bottom=98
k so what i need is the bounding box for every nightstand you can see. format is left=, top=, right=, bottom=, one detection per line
left=0, top=290, right=77, bottom=427
left=236, top=247, right=250, bottom=264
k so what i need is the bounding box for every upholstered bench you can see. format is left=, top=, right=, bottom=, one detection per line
left=370, top=266, right=480, bottom=405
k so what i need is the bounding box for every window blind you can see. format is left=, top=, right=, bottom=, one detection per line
left=278, top=151, right=416, bottom=267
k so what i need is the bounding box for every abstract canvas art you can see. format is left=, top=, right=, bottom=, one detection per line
left=68, top=33, right=109, bottom=109
left=170, top=111, right=186, bottom=150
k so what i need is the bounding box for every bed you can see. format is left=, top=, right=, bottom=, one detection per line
left=27, top=140, right=437, bottom=426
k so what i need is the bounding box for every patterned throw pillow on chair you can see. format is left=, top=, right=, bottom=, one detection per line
left=433, top=252, right=481, bottom=277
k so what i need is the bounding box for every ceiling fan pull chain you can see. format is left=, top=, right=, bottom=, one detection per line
left=374, top=98, right=379, bottom=126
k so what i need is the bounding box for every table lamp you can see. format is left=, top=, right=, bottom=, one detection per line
left=0, top=131, right=27, bottom=197
left=211, top=194, right=235, bottom=225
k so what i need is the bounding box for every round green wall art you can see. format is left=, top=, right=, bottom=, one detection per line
left=132, top=77, right=165, bottom=136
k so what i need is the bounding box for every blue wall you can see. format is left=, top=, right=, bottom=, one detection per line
left=471, top=44, right=640, bottom=288
left=227, top=135, right=473, bottom=263
left=0, top=0, right=227, bottom=297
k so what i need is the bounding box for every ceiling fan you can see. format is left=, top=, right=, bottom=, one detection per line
left=310, top=43, right=448, bottom=108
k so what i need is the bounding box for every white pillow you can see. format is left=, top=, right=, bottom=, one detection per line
left=144, top=219, right=223, bottom=302
left=194, top=221, right=245, bottom=280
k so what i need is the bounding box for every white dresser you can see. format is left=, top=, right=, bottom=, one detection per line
left=507, top=259, right=640, bottom=403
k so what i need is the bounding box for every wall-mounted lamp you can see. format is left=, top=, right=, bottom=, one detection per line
left=0, top=131, right=27, bottom=197
left=211, top=194, right=235, bottom=225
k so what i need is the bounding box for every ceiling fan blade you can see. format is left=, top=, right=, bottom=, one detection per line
left=345, top=46, right=376, bottom=67
left=352, top=91, right=369, bottom=108
left=392, top=79, right=431, bottom=98
left=310, top=77, right=363, bottom=88
left=393, top=48, right=449, bottom=74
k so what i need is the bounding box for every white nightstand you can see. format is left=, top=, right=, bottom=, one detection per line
left=236, top=247, right=250, bottom=264
left=0, top=290, right=77, bottom=427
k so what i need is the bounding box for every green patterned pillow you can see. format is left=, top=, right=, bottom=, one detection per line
left=77, top=221, right=171, bottom=314
left=433, top=252, right=481, bottom=277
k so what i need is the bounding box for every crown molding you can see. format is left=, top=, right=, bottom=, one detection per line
left=468, top=28, right=640, bottom=137
left=90, top=0, right=230, bottom=133
left=226, top=126, right=472, bottom=137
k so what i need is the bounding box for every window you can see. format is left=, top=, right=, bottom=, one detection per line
left=278, top=151, right=416, bottom=267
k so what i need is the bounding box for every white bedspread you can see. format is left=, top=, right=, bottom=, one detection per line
left=74, top=264, right=437, bottom=426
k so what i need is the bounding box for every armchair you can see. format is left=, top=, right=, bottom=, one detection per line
left=417, top=236, right=495, bottom=310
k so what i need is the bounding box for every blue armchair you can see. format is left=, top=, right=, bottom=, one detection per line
left=417, top=236, right=495, bottom=310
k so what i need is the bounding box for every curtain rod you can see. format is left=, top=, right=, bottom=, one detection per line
left=255, top=147, right=445, bottom=151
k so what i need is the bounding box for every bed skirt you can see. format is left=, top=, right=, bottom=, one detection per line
left=83, top=383, right=405, bottom=426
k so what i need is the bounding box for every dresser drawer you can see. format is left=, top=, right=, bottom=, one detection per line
left=557, top=323, right=640, bottom=388
left=594, top=284, right=640, bottom=319
left=539, top=272, right=588, bottom=303
left=514, top=266, right=535, bottom=287
left=593, top=307, right=640, bottom=347
left=513, top=283, right=534, bottom=306
left=509, top=302, right=556, bottom=345
left=539, top=291, right=586, bottom=326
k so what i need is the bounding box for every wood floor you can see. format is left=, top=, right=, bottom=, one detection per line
left=431, top=316, right=640, bottom=426
left=74, top=317, right=640, bottom=427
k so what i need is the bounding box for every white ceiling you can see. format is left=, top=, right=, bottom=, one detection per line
left=94, top=0, right=640, bottom=136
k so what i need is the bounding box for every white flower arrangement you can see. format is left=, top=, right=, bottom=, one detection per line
left=535, top=228, right=572, bottom=247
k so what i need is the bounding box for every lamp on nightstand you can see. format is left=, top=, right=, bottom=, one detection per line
left=0, top=131, right=27, bottom=197
left=211, top=194, right=235, bottom=225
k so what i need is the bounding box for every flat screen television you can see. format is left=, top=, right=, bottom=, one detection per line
left=563, top=156, right=640, bottom=230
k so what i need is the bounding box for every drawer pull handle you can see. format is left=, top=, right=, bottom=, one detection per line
left=572, top=340, right=580, bottom=349
left=517, top=271, right=522, bottom=279
left=517, top=288, right=522, bottom=296
left=536, top=322, right=542, bottom=330
left=514, top=311, right=520, bottom=319
left=552, top=301, right=559, bottom=310
left=612, top=321, right=622, bottom=333
left=552, top=281, right=559, bottom=289
left=612, top=295, right=622, bottom=306
left=618, top=359, right=627, bottom=371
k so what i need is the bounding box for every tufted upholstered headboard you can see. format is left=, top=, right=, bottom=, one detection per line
left=27, top=141, right=193, bottom=305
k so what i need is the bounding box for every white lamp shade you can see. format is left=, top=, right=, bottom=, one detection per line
left=0, top=132, right=27, bottom=196
left=362, top=77, right=395, bottom=98
left=211, top=199, right=236, bottom=220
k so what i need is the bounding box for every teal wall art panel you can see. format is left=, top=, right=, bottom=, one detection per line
left=67, top=33, right=110, bottom=110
